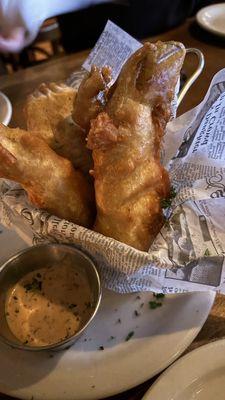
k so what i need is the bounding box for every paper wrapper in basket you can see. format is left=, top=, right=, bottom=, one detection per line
left=1, top=24, right=225, bottom=294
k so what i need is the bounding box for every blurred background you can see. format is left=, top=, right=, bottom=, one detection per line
left=0, top=0, right=219, bottom=75
left=0, top=16, right=64, bottom=74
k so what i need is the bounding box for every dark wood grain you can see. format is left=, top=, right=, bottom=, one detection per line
left=0, top=17, right=225, bottom=400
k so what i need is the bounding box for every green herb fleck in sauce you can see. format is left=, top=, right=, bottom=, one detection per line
left=24, top=277, right=42, bottom=292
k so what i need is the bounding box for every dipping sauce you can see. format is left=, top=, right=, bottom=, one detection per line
left=5, top=263, right=93, bottom=346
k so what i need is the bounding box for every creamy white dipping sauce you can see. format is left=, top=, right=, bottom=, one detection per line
left=5, top=263, right=92, bottom=346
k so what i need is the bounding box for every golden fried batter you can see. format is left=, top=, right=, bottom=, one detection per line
left=0, top=124, right=94, bottom=227
left=25, top=71, right=112, bottom=177
left=87, top=41, right=185, bottom=251
left=25, top=82, right=75, bottom=146
left=24, top=82, right=93, bottom=176
left=72, top=65, right=111, bottom=130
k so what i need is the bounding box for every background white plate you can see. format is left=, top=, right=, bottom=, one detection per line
left=197, top=4, right=225, bottom=37
left=142, top=338, right=225, bottom=400
left=0, top=91, right=12, bottom=125
left=0, top=224, right=215, bottom=400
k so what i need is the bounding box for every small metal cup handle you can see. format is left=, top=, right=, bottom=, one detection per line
left=177, top=48, right=205, bottom=107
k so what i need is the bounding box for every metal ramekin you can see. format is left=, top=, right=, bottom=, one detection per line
left=0, top=244, right=101, bottom=351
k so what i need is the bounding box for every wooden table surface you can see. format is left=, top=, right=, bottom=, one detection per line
left=1, top=17, right=225, bottom=400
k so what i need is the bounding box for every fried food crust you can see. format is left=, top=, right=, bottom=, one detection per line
left=24, top=82, right=93, bottom=176
left=87, top=41, right=185, bottom=251
left=0, top=124, right=95, bottom=227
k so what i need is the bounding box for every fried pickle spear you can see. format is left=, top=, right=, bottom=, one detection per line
left=25, top=82, right=92, bottom=176
left=25, top=82, right=75, bottom=146
left=72, top=65, right=111, bottom=130
left=87, top=41, right=185, bottom=251
left=25, top=69, right=111, bottom=177
left=0, top=124, right=95, bottom=227
left=69, top=65, right=112, bottom=174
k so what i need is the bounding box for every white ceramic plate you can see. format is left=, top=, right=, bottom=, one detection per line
left=0, top=225, right=215, bottom=400
left=0, top=91, right=12, bottom=125
left=196, top=4, right=225, bottom=37
left=142, top=338, right=225, bottom=400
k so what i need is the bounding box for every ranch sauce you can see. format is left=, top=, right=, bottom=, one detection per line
left=5, top=263, right=93, bottom=346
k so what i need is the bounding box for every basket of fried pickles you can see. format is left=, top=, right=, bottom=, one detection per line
left=0, top=41, right=186, bottom=292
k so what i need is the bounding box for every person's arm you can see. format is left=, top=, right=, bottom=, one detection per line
left=0, top=0, right=113, bottom=52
